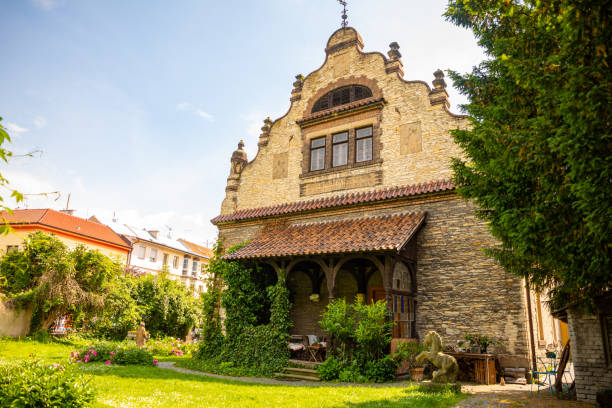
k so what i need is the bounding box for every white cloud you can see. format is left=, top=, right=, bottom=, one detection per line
left=33, top=116, right=47, bottom=129
left=31, top=0, right=62, bottom=11
left=176, top=102, right=214, bottom=122
left=4, top=123, right=29, bottom=135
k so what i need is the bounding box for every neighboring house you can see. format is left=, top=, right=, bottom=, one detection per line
left=93, top=217, right=210, bottom=296
left=0, top=209, right=130, bottom=261
left=212, top=26, right=562, bottom=374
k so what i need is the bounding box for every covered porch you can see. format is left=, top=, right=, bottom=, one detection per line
left=224, top=212, right=427, bottom=356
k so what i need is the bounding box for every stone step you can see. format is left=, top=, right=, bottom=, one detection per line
left=275, top=372, right=322, bottom=381
left=284, top=366, right=318, bottom=375
left=288, top=359, right=322, bottom=369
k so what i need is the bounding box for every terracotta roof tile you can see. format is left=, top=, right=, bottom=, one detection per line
left=1, top=209, right=130, bottom=249
left=297, top=97, right=385, bottom=124
left=212, top=179, right=453, bottom=224
left=224, top=212, right=426, bottom=260
left=178, top=239, right=214, bottom=259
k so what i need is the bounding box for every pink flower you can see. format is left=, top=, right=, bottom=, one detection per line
left=76, top=359, right=82, bottom=363
left=105, top=360, right=111, bottom=365
left=84, top=355, right=89, bottom=363
left=153, top=360, right=158, bottom=365
left=92, top=350, right=97, bottom=357
left=110, top=351, right=115, bottom=356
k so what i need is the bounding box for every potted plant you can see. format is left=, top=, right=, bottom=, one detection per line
left=392, top=341, right=426, bottom=381
left=464, top=334, right=504, bottom=354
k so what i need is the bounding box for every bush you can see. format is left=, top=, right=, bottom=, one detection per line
left=317, top=356, right=344, bottom=381
left=89, top=275, right=141, bottom=340
left=0, top=359, right=96, bottom=407
left=72, top=342, right=155, bottom=366
left=362, top=355, right=397, bottom=383
left=147, top=335, right=195, bottom=357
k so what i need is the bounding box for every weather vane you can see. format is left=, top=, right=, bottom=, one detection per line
left=337, top=0, right=348, bottom=28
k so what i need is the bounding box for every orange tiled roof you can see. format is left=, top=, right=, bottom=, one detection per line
left=1, top=209, right=131, bottom=249
left=224, top=212, right=426, bottom=260
left=179, top=239, right=214, bottom=259
left=212, top=179, right=453, bottom=224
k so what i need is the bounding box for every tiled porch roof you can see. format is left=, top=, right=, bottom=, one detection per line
left=224, top=212, right=426, bottom=260
left=212, top=179, right=453, bottom=224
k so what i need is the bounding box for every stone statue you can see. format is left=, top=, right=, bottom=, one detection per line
left=416, top=330, right=459, bottom=383
left=135, top=322, right=147, bottom=348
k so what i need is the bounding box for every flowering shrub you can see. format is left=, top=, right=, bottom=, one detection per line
left=146, top=336, right=194, bottom=357
left=0, top=359, right=95, bottom=407
left=71, top=342, right=155, bottom=366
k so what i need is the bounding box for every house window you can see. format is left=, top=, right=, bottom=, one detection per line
left=173, top=256, right=179, bottom=269
left=311, top=85, right=373, bottom=113
left=162, top=253, right=169, bottom=266
left=310, top=137, right=326, bottom=171
left=192, top=260, right=198, bottom=273
left=149, top=248, right=158, bottom=262
left=355, top=126, right=373, bottom=163
left=182, top=258, right=189, bottom=275
left=137, top=246, right=146, bottom=259
left=332, top=131, right=348, bottom=167
left=6, top=245, right=19, bottom=253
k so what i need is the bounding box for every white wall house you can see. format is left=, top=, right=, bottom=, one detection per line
left=94, top=218, right=211, bottom=296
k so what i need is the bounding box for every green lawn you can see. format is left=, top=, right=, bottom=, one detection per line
left=0, top=338, right=466, bottom=408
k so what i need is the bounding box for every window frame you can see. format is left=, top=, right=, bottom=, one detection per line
left=332, top=131, right=349, bottom=167
left=172, top=256, right=179, bottom=269
left=6, top=245, right=19, bottom=253
left=355, top=125, right=373, bottom=163
left=311, top=85, right=373, bottom=114
left=309, top=136, right=326, bottom=171
left=149, top=248, right=158, bottom=262
left=137, top=245, right=146, bottom=259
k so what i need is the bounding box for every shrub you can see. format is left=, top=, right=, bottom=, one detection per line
left=0, top=359, right=95, bottom=407
left=392, top=341, right=426, bottom=368
left=72, top=342, right=154, bottom=365
left=363, top=355, right=397, bottom=383
left=89, top=275, right=141, bottom=340
left=147, top=335, right=195, bottom=356
left=317, top=356, right=344, bottom=381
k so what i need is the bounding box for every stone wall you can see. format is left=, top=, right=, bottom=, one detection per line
left=218, top=193, right=530, bottom=358
left=567, top=308, right=612, bottom=403
left=0, top=302, right=32, bottom=337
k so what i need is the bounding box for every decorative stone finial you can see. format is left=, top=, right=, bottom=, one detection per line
left=258, top=117, right=273, bottom=147
left=433, top=69, right=447, bottom=89
left=388, top=42, right=401, bottom=60
left=291, top=74, right=305, bottom=102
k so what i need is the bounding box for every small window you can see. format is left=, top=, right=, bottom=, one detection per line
left=149, top=248, right=158, bottom=262
left=356, top=126, right=373, bottom=163
left=172, top=256, right=179, bottom=269
left=162, top=253, right=169, bottom=266
left=332, top=131, right=348, bottom=167
left=192, top=260, right=198, bottom=272
left=310, top=137, right=326, bottom=171
left=183, top=258, right=189, bottom=270
left=137, top=246, right=146, bottom=259
left=6, top=245, right=19, bottom=253
left=312, top=85, right=373, bottom=113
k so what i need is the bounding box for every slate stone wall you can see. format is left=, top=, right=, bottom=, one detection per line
left=218, top=193, right=530, bottom=359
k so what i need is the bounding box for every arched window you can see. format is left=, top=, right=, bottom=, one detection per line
left=311, top=85, right=373, bottom=113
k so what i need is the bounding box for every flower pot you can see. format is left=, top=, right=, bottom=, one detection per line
left=410, top=367, right=425, bottom=381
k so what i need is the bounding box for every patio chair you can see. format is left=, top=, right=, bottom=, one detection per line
left=531, top=355, right=558, bottom=396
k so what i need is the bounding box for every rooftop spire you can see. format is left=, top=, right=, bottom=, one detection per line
left=337, top=0, right=348, bottom=28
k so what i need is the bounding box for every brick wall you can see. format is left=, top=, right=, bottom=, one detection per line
left=567, top=308, right=612, bottom=403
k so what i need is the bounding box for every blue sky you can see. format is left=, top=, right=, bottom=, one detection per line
left=0, top=0, right=484, bottom=244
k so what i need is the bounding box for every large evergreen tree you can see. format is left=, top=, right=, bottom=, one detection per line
left=445, top=0, right=611, bottom=310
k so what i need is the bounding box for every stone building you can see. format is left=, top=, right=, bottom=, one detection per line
left=212, top=27, right=540, bottom=363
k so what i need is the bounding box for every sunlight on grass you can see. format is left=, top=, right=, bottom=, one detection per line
left=0, top=339, right=466, bottom=408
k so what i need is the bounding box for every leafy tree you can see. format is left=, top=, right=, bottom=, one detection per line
left=130, top=273, right=199, bottom=338
left=89, top=274, right=141, bottom=340
left=0, top=231, right=122, bottom=332
left=445, top=0, right=611, bottom=310
left=0, top=117, right=24, bottom=232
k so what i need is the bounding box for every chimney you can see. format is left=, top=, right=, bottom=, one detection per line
left=148, top=230, right=159, bottom=239
left=60, top=209, right=75, bottom=216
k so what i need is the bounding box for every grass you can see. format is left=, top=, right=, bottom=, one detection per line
left=0, top=338, right=466, bottom=408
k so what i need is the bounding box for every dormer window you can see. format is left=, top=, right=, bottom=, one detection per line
left=311, top=85, right=373, bottom=113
